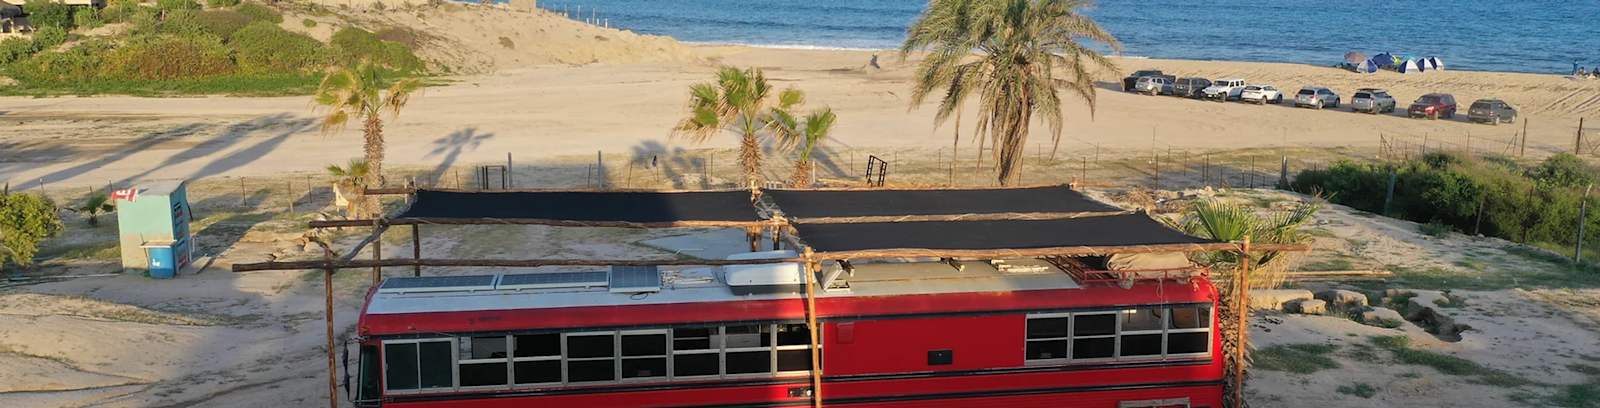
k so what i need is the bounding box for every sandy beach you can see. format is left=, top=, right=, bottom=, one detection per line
left=4, top=5, right=1599, bottom=190
left=3, top=3, right=1600, bottom=408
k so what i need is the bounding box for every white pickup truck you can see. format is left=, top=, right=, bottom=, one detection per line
left=1201, top=78, right=1247, bottom=101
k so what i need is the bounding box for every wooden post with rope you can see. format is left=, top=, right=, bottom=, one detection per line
left=801, top=246, right=823, bottom=408
left=411, top=224, right=422, bottom=277
left=1231, top=236, right=1252, bottom=407
left=371, top=218, right=383, bottom=286
left=321, top=246, right=338, bottom=408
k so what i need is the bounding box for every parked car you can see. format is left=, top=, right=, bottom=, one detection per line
left=1122, top=70, right=1165, bottom=92
left=1201, top=78, right=1247, bottom=101
left=1407, top=93, right=1458, bottom=119
left=1239, top=85, right=1283, bottom=104
left=1293, top=86, right=1341, bottom=109
left=1467, top=98, right=1517, bottom=124
left=1349, top=88, right=1396, bottom=114
left=1134, top=75, right=1174, bottom=95
left=1171, top=77, right=1212, bottom=98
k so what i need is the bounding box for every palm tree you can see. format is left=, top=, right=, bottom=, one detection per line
left=777, top=108, right=838, bottom=187
left=1169, top=198, right=1320, bottom=407
left=326, top=159, right=372, bottom=218
left=901, top=0, right=1120, bottom=185
left=673, top=66, right=826, bottom=186
left=73, top=192, right=115, bottom=227
left=313, top=61, right=422, bottom=215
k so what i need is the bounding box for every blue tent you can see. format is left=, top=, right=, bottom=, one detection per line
left=1358, top=59, right=1379, bottom=73
left=1398, top=59, right=1420, bottom=73
left=1371, top=53, right=1398, bottom=69
left=1428, top=57, right=1444, bottom=71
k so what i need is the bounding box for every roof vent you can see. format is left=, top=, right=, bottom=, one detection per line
left=724, top=250, right=803, bottom=295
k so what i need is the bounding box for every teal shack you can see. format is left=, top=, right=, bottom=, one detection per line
left=115, top=180, right=195, bottom=278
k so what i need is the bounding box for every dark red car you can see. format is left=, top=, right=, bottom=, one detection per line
left=1407, top=93, right=1458, bottom=119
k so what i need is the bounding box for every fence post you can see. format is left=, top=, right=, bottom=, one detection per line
left=1578, top=118, right=1587, bottom=155
left=1578, top=184, right=1592, bottom=264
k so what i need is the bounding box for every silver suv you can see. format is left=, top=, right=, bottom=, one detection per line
left=1134, top=76, right=1173, bottom=95
left=1294, top=86, right=1340, bottom=109
left=1350, top=88, right=1396, bottom=114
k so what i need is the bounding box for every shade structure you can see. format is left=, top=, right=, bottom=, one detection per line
left=1344, top=51, right=1367, bottom=64
left=765, top=186, right=1123, bottom=220
left=793, top=214, right=1216, bottom=255
left=397, top=189, right=762, bottom=224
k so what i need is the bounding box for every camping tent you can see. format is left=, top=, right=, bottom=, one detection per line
left=1344, top=51, right=1368, bottom=65
left=1357, top=59, right=1379, bottom=73
left=1371, top=53, right=1398, bottom=69
left=1428, top=57, right=1444, bottom=71
left=1398, top=59, right=1420, bottom=73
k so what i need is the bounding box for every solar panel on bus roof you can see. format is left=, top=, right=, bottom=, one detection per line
left=608, top=265, right=661, bottom=293
left=497, top=271, right=608, bottom=290
left=378, top=275, right=497, bottom=293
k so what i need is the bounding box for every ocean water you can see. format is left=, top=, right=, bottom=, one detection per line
left=533, top=0, right=1600, bottom=74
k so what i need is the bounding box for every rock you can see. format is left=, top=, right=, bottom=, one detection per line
left=1250, top=289, right=1314, bottom=310
left=0, top=76, right=16, bottom=87
left=1361, top=307, right=1405, bottom=327
left=1286, top=299, right=1327, bottom=315
left=1316, top=289, right=1369, bottom=308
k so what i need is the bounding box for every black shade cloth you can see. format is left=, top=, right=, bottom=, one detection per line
left=399, top=190, right=762, bottom=223
left=766, top=186, right=1121, bottom=218
left=793, top=214, right=1214, bottom=252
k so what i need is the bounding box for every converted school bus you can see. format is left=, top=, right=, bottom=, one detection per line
left=336, top=187, right=1238, bottom=408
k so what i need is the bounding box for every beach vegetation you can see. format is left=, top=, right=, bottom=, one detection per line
left=901, top=0, right=1120, bottom=185
left=231, top=21, right=327, bottom=73
left=156, top=0, right=201, bottom=13
left=0, top=193, right=64, bottom=272
left=313, top=61, right=423, bottom=216
left=331, top=27, right=424, bottom=72
left=73, top=6, right=104, bottom=30
left=326, top=159, right=372, bottom=217
left=207, top=0, right=241, bottom=7
left=71, top=192, right=116, bottom=227
left=673, top=66, right=830, bottom=186
left=1293, top=152, right=1600, bottom=270
left=234, top=2, right=282, bottom=24
left=776, top=107, right=837, bottom=187
left=302, top=18, right=318, bottom=28
left=1253, top=343, right=1340, bottom=374
left=22, top=0, right=75, bottom=30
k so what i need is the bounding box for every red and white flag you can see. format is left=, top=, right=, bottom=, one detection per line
left=110, top=188, right=139, bottom=203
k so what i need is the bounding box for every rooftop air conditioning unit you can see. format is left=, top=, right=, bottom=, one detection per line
left=724, top=250, right=804, bottom=295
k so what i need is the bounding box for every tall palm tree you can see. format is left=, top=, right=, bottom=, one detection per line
left=777, top=108, right=838, bottom=187
left=313, top=61, right=421, bottom=216
left=673, top=66, right=825, bottom=186
left=901, top=0, right=1120, bottom=185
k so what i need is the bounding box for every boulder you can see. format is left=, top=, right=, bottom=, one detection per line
left=1285, top=299, right=1327, bottom=315
left=1361, top=307, right=1405, bottom=326
left=1316, top=289, right=1369, bottom=308
left=1249, top=289, right=1314, bottom=310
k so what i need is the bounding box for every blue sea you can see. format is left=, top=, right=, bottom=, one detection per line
left=534, top=0, right=1600, bottom=74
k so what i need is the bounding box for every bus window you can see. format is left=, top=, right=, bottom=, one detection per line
left=357, top=345, right=380, bottom=400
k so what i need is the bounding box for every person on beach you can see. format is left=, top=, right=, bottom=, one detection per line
left=869, top=53, right=881, bottom=70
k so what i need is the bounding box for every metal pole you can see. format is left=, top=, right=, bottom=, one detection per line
left=412, top=224, right=422, bottom=277
left=1578, top=184, right=1592, bottom=264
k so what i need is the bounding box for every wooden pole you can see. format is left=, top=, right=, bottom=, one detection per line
left=411, top=224, right=422, bottom=277
left=322, top=248, right=338, bottom=408
left=1521, top=118, right=1529, bottom=157
left=1578, top=184, right=1592, bottom=263
left=287, top=181, right=295, bottom=213
left=801, top=246, right=823, bottom=408
left=1577, top=118, right=1585, bottom=154
left=371, top=219, right=383, bottom=286
left=1232, top=236, right=1252, bottom=408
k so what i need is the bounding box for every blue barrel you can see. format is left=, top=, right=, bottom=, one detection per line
left=145, top=245, right=176, bottom=279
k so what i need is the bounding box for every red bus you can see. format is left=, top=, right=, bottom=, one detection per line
left=348, top=255, right=1219, bottom=408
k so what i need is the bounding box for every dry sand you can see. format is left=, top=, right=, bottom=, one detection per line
left=4, top=4, right=1599, bottom=191
left=4, top=4, right=1600, bottom=408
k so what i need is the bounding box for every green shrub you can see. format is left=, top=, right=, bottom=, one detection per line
left=8, top=41, right=109, bottom=82
left=374, top=27, right=419, bottom=48
left=330, top=27, right=423, bottom=72
left=1336, top=383, right=1377, bottom=398
left=102, top=34, right=235, bottom=80
left=1253, top=343, right=1341, bottom=374
left=1294, top=152, right=1600, bottom=256
left=0, top=193, right=64, bottom=270
left=301, top=18, right=317, bottom=28
left=0, top=38, right=33, bottom=64
left=206, top=0, right=241, bottom=7
left=72, top=6, right=104, bottom=30
left=230, top=21, right=326, bottom=73
left=1420, top=221, right=1452, bottom=237
left=102, top=0, right=143, bottom=23
left=157, top=0, right=201, bottom=12
left=191, top=9, right=254, bottom=39
left=22, top=0, right=75, bottom=30
left=30, top=26, right=68, bottom=52
left=234, top=2, right=282, bottom=23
